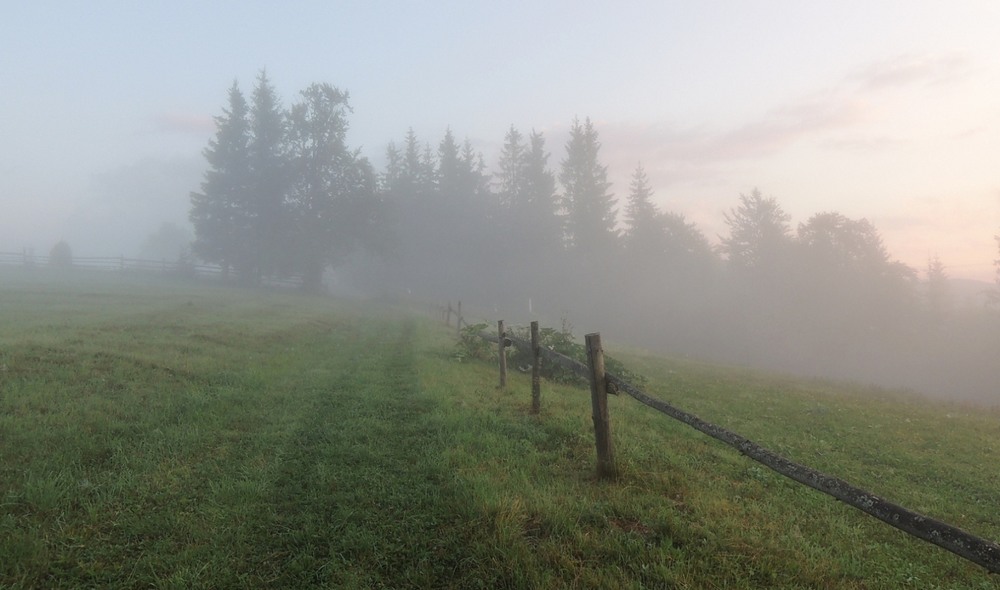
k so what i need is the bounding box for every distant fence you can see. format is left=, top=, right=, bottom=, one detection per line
left=0, top=251, right=302, bottom=288
left=440, top=300, right=1000, bottom=575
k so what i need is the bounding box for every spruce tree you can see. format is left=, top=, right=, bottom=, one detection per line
left=623, top=163, right=661, bottom=254
left=721, top=188, right=792, bottom=273
left=496, top=125, right=526, bottom=214
left=189, top=80, right=251, bottom=274
left=523, top=130, right=560, bottom=249
left=558, top=117, right=618, bottom=254
left=247, top=69, right=288, bottom=281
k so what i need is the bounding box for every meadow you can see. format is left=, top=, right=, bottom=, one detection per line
left=2, top=268, right=999, bottom=589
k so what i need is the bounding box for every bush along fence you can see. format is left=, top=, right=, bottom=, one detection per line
left=441, top=301, right=1000, bottom=575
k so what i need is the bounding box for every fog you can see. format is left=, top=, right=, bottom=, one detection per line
left=4, top=4, right=1000, bottom=403
left=59, top=158, right=201, bottom=259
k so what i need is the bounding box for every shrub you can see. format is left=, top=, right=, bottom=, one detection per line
left=455, top=317, right=647, bottom=388
left=454, top=322, right=493, bottom=362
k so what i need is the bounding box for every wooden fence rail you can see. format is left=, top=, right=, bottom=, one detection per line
left=459, top=312, right=1000, bottom=575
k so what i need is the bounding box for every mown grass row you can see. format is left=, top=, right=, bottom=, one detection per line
left=2, top=269, right=999, bottom=588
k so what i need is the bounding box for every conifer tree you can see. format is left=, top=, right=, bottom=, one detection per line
left=189, top=80, right=251, bottom=273
left=623, top=163, right=661, bottom=254
left=721, top=188, right=792, bottom=273
left=496, top=126, right=526, bottom=213
left=559, top=117, right=618, bottom=254
left=247, top=69, right=288, bottom=280
left=523, top=130, right=560, bottom=248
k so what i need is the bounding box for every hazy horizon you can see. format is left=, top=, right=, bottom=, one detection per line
left=4, top=2, right=1000, bottom=281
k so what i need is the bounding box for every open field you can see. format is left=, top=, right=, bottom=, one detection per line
left=2, top=268, right=1000, bottom=588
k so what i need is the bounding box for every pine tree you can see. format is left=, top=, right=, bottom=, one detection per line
left=559, top=117, right=618, bottom=254
left=189, top=80, right=251, bottom=274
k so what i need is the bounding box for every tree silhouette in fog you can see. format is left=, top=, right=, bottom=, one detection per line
left=285, top=83, right=377, bottom=291
left=721, top=188, right=792, bottom=275
left=190, top=80, right=251, bottom=276
left=559, top=117, right=618, bottom=255
left=192, top=73, right=377, bottom=290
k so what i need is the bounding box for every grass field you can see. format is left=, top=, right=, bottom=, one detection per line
left=2, top=268, right=1000, bottom=588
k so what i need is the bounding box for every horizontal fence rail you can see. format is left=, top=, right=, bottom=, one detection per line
left=455, top=307, right=1000, bottom=575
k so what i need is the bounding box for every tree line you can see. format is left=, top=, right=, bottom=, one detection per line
left=190, top=72, right=998, bottom=401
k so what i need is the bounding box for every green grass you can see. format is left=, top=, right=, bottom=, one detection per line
left=2, top=267, right=999, bottom=588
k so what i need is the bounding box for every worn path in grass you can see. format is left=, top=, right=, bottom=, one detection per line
left=5, top=273, right=1000, bottom=589
left=0, top=275, right=483, bottom=589
left=249, top=318, right=479, bottom=588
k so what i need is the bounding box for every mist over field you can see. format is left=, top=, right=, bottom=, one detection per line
left=70, top=75, right=1000, bottom=403
left=4, top=3, right=1000, bottom=403
left=8, top=7, right=1000, bottom=586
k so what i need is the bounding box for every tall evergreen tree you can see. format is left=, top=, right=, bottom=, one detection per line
left=460, top=140, right=489, bottom=201
left=189, top=80, right=251, bottom=273
left=495, top=126, right=560, bottom=252
left=522, top=130, right=560, bottom=248
left=559, top=117, right=618, bottom=254
left=496, top=125, right=526, bottom=213
left=438, top=127, right=462, bottom=202
left=623, top=163, right=661, bottom=254
left=247, top=69, right=288, bottom=280
left=721, top=188, right=792, bottom=273
left=381, top=141, right=403, bottom=194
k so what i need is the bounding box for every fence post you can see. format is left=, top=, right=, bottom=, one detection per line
left=446, top=302, right=452, bottom=327
left=531, top=321, right=541, bottom=414
left=456, top=301, right=463, bottom=338
left=586, top=332, right=616, bottom=480
left=497, top=320, right=507, bottom=389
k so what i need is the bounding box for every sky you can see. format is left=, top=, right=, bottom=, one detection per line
left=3, top=1, right=1000, bottom=281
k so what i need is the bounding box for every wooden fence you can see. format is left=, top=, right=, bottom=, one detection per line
left=442, top=301, right=1000, bottom=575
left=0, top=251, right=302, bottom=288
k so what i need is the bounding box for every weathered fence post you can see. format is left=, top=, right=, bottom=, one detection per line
left=456, top=301, right=463, bottom=338
left=531, top=320, right=541, bottom=414
left=586, top=332, right=616, bottom=480
left=446, top=302, right=452, bottom=327
left=497, top=320, right=507, bottom=389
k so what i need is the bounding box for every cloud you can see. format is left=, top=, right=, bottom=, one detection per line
left=849, top=52, right=972, bottom=91
left=595, top=94, right=867, bottom=184
left=595, top=51, right=977, bottom=176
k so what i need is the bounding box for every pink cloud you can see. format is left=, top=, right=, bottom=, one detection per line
left=849, top=53, right=972, bottom=91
